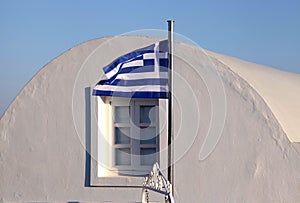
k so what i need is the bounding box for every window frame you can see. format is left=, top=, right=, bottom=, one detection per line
left=109, top=98, right=160, bottom=175
left=90, top=95, right=168, bottom=186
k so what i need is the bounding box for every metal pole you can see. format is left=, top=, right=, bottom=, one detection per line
left=167, top=20, right=174, bottom=195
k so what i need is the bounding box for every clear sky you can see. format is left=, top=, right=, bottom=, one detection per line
left=0, top=0, right=299, bottom=117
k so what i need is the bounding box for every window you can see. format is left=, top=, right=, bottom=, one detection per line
left=91, top=96, right=167, bottom=186
left=110, top=99, right=159, bottom=175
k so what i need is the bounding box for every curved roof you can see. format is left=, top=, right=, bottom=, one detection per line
left=1, top=36, right=300, bottom=202
left=208, top=51, right=300, bottom=142
left=1, top=36, right=299, bottom=143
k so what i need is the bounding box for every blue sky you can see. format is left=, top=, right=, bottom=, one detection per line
left=0, top=0, right=300, bottom=116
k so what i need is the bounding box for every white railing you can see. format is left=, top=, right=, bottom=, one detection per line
left=141, top=163, right=174, bottom=203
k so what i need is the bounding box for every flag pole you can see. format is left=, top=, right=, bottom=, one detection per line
left=167, top=20, right=174, bottom=195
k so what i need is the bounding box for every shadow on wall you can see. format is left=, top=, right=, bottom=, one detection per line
left=84, top=87, right=91, bottom=187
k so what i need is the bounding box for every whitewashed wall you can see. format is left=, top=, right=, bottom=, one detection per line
left=0, top=36, right=299, bottom=203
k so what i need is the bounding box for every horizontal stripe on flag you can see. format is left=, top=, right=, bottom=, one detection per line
left=143, top=52, right=168, bottom=59
left=103, top=46, right=155, bottom=74
left=98, top=71, right=168, bottom=87
left=105, top=55, right=169, bottom=80
left=94, top=84, right=167, bottom=92
left=121, top=58, right=144, bottom=68
left=106, top=58, right=145, bottom=80
left=120, top=65, right=155, bottom=74
left=105, top=63, right=122, bottom=80
left=120, top=63, right=168, bottom=74
left=93, top=90, right=168, bottom=98
left=115, top=72, right=168, bottom=80
left=99, top=78, right=168, bottom=86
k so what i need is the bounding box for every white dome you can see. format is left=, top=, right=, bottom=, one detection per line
left=0, top=36, right=299, bottom=202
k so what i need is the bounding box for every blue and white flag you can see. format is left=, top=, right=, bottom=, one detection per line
left=93, top=40, right=169, bottom=98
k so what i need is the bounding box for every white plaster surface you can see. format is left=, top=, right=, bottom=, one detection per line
left=0, top=36, right=300, bottom=202
left=208, top=51, right=300, bottom=142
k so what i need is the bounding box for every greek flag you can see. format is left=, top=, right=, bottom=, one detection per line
left=93, top=40, right=169, bottom=98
